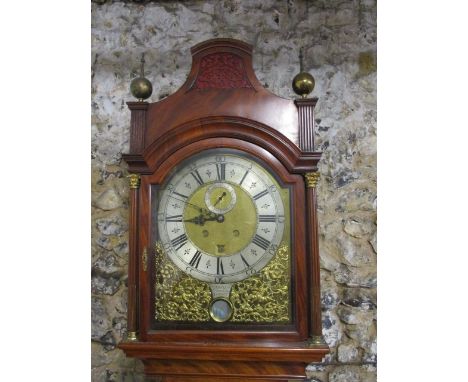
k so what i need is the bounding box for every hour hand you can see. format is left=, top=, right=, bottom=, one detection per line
left=184, top=213, right=223, bottom=225
left=184, top=215, right=206, bottom=226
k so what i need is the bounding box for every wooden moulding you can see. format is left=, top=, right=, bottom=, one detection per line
left=120, top=341, right=328, bottom=380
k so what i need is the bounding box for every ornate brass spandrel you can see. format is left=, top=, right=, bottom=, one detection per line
left=230, top=243, right=290, bottom=323
left=154, top=241, right=211, bottom=322
left=304, top=172, right=320, bottom=188
left=153, top=241, right=291, bottom=323
left=127, top=173, right=141, bottom=189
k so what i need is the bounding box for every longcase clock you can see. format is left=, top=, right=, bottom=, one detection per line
left=119, top=38, right=329, bottom=382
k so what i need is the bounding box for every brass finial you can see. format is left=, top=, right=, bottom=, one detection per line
left=130, top=53, right=153, bottom=101
left=292, top=47, right=315, bottom=98
left=299, top=47, right=304, bottom=72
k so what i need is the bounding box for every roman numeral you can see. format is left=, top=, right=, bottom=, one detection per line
left=171, top=233, right=188, bottom=250
left=239, top=170, right=249, bottom=186
left=216, top=163, right=226, bottom=181
left=190, top=170, right=204, bottom=186
left=252, top=234, right=270, bottom=250
left=173, top=191, right=188, bottom=199
left=189, top=250, right=202, bottom=268
left=165, top=215, right=183, bottom=222
left=259, top=214, right=277, bottom=222
left=240, top=254, right=250, bottom=267
left=253, top=189, right=269, bottom=201
left=217, top=257, right=224, bottom=275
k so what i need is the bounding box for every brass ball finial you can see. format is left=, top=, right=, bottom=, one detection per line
left=130, top=53, right=153, bottom=101
left=292, top=48, right=315, bottom=98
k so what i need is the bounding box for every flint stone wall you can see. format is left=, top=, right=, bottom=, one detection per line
left=91, top=1, right=377, bottom=381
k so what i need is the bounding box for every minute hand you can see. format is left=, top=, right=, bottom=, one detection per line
left=169, top=195, right=211, bottom=215
left=170, top=195, right=206, bottom=213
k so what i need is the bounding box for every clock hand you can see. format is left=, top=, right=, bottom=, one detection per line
left=184, top=213, right=225, bottom=226
left=183, top=215, right=206, bottom=225
left=169, top=195, right=210, bottom=214
left=213, top=191, right=227, bottom=207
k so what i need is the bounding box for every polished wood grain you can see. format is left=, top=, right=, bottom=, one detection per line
left=126, top=183, right=140, bottom=335
left=123, top=118, right=321, bottom=175
left=161, top=377, right=296, bottom=382
left=307, top=186, right=323, bottom=339
left=120, top=341, right=328, bottom=380
left=119, top=38, right=329, bottom=381
left=144, top=359, right=309, bottom=380
left=146, top=39, right=299, bottom=151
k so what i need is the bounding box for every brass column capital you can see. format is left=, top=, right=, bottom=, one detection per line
left=304, top=172, right=320, bottom=188
left=127, top=173, right=141, bottom=189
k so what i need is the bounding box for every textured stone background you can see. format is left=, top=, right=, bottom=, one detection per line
left=91, top=0, right=377, bottom=381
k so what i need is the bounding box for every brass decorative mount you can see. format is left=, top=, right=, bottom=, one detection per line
left=308, top=335, right=327, bottom=346
left=304, top=172, right=320, bottom=188
left=130, top=53, right=153, bottom=101
left=292, top=47, right=315, bottom=98
left=127, top=173, right=141, bottom=189
left=142, top=247, right=148, bottom=272
left=127, top=331, right=138, bottom=342
left=153, top=241, right=290, bottom=323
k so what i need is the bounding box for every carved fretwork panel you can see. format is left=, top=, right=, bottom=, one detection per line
left=192, top=52, right=253, bottom=90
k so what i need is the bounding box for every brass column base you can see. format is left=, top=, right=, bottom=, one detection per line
left=127, top=331, right=138, bottom=342
left=308, top=335, right=326, bottom=346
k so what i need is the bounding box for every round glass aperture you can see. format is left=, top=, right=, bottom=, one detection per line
left=209, top=298, right=233, bottom=322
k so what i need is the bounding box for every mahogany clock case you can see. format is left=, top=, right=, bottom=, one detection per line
left=119, top=38, right=329, bottom=380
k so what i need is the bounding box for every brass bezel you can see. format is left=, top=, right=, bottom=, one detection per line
left=209, top=297, right=234, bottom=323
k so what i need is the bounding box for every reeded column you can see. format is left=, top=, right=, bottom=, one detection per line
left=304, top=172, right=326, bottom=345
left=127, top=102, right=149, bottom=153
left=126, top=173, right=141, bottom=341
left=294, top=98, right=318, bottom=152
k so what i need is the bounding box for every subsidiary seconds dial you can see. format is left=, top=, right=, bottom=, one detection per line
left=157, top=151, right=285, bottom=284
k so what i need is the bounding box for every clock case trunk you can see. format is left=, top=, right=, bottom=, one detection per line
left=119, top=39, right=329, bottom=381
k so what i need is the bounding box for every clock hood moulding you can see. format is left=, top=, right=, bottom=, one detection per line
left=124, top=38, right=321, bottom=174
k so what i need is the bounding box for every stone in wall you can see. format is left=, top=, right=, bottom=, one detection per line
left=91, top=0, right=376, bottom=380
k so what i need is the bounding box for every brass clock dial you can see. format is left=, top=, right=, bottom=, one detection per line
left=157, top=152, right=285, bottom=285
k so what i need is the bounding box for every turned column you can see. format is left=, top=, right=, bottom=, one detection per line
left=304, top=172, right=325, bottom=344
left=295, top=97, right=326, bottom=345
left=126, top=173, right=141, bottom=341
left=124, top=100, right=148, bottom=341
